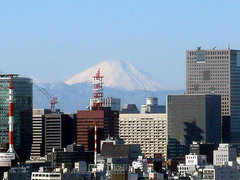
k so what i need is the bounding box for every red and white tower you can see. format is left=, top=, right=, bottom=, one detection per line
left=8, top=75, right=14, bottom=153
left=92, top=68, right=104, bottom=109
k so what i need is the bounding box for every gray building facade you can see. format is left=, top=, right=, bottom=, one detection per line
left=30, top=109, right=52, bottom=159
left=186, top=48, right=240, bottom=142
left=167, top=94, right=221, bottom=159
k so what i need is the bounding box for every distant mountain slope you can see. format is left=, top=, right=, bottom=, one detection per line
left=34, top=60, right=184, bottom=113
left=34, top=82, right=184, bottom=113
left=65, top=60, right=165, bottom=91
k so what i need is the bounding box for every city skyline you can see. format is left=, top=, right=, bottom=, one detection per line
left=1, top=1, right=240, bottom=89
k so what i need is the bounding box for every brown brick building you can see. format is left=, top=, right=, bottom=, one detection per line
left=77, top=108, right=119, bottom=152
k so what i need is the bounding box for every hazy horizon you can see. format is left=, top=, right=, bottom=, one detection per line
left=1, top=1, right=240, bottom=89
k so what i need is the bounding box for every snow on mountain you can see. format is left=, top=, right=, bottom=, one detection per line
left=65, top=60, right=165, bottom=91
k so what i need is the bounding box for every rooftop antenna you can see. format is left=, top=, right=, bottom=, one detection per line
left=228, top=43, right=230, bottom=49
left=92, top=68, right=104, bottom=109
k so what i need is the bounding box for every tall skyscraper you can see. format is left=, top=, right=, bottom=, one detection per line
left=186, top=47, right=240, bottom=142
left=167, top=94, right=221, bottom=159
left=0, top=74, right=32, bottom=161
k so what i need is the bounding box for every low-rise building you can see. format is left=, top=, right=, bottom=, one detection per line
left=31, top=166, right=91, bottom=180
left=213, top=144, right=236, bottom=166
left=178, top=154, right=207, bottom=177
left=202, top=165, right=239, bottom=180
left=3, top=167, right=30, bottom=180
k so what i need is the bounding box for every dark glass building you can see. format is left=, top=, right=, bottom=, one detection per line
left=0, top=75, right=32, bottom=161
left=167, top=94, right=221, bottom=159
left=45, top=113, right=76, bottom=154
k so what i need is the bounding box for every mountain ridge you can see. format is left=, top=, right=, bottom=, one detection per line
left=33, top=81, right=184, bottom=113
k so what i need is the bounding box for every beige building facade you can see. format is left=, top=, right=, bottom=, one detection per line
left=119, top=113, right=167, bottom=159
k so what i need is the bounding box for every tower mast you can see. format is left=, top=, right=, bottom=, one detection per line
left=8, top=75, right=14, bottom=153
left=92, top=68, right=104, bottom=109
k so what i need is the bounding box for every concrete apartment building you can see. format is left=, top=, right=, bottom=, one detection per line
left=186, top=47, right=240, bottom=142
left=119, top=113, right=167, bottom=159
left=167, top=94, right=221, bottom=159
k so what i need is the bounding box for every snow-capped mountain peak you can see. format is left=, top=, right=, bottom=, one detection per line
left=65, top=60, right=164, bottom=91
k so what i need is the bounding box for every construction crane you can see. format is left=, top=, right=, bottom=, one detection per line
left=39, top=87, right=58, bottom=112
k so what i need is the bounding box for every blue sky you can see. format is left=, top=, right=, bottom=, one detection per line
left=0, top=1, right=240, bottom=89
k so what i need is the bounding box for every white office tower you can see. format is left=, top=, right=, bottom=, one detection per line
left=90, top=97, right=120, bottom=111
left=213, top=144, right=237, bottom=166
left=119, top=113, right=167, bottom=159
left=141, top=97, right=165, bottom=114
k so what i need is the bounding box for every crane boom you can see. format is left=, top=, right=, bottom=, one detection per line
left=39, top=87, right=58, bottom=112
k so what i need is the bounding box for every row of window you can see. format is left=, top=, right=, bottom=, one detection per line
left=189, top=51, right=229, bottom=56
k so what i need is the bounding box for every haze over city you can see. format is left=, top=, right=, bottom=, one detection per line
left=1, top=1, right=240, bottom=179
left=1, top=1, right=240, bottom=89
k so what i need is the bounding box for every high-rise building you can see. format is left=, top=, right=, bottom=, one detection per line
left=186, top=47, right=240, bottom=142
left=119, top=113, right=167, bottom=159
left=45, top=113, right=76, bottom=154
left=167, top=94, right=221, bottom=159
left=30, top=109, right=52, bottom=159
left=0, top=74, right=32, bottom=161
left=76, top=108, right=119, bottom=152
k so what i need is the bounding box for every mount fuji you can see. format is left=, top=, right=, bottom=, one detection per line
left=65, top=60, right=165, bottom=91
left=33, top=60, right=184, bottom=113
